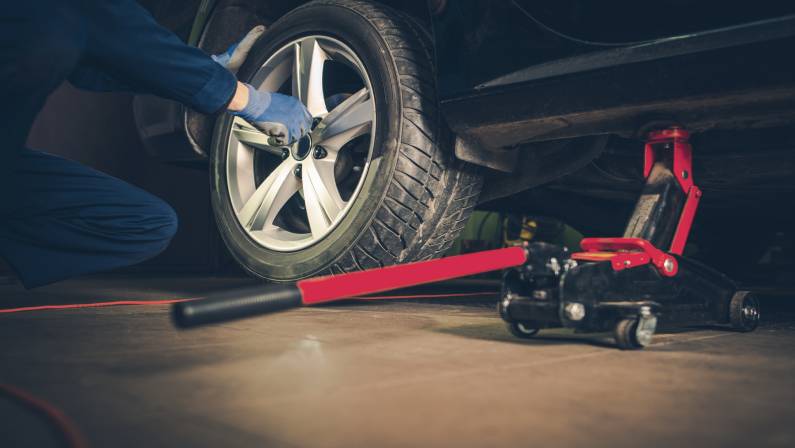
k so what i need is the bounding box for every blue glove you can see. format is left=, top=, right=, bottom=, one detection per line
left=232, top=83, right=313, bottom=146
left=211, top=25, right=265, bottom=73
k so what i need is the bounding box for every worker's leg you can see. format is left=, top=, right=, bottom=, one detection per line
left=0, top=149, right=178, bottom=288
left=0, top=5, right=176, bottom=288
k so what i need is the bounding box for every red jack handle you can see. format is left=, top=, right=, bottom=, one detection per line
left=172, top=246, right=528, bottom=328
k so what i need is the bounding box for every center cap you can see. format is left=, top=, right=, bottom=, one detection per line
left=293, top=135, right=312, bottom=160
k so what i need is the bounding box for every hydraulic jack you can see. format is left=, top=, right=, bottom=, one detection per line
left=173, top=127, right=760, bottom=349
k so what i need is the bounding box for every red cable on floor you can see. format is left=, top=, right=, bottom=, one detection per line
left=0, top=291, right=498, bottom=315
left=0, top=298, right=192, bottom=314
left=0, top=383, right=88, bottom=448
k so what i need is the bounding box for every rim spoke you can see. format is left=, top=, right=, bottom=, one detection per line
left=302, top=182, right=330, bottom=237
left=232, top=118, right=283, bottom=156
left=307, top=159, right=345, bottom=216
left=302, top=159, right=345, bottom=237
left=314, top=88, right=373, bottom=151
left=292, top=38, right=328, bottom=116
left=238, top=160, right=299, bottom=231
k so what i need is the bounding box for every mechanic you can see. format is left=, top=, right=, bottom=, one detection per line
left=0, top=1, right=313, bottom=288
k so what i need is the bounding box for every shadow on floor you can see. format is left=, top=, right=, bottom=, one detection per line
left=433, top=321, right=619, bottom=349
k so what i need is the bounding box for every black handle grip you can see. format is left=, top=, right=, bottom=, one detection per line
left=172, top=284, right=302, bottom=328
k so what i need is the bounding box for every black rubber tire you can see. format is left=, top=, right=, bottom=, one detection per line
left=507, top=322, right=540, bottom=339
left=614, top=318, right=644, bottom=350
left=210, top=0, right=482, bottom=280
left=729, top=291, right=760, bottom=332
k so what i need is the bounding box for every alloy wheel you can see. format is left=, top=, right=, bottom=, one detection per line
left=225, top=36, right=376, bottom=252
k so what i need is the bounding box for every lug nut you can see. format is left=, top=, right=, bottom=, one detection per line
left=281, top=148, right=290, bottom=160
left=313, top=146, right=327, bottom=159
left=294, top=164, right=302, bottom=178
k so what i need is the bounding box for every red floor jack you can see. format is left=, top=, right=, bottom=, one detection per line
left=173, top=127, right=760, bottom=349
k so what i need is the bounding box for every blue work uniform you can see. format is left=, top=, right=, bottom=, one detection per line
left=0, top=0, right=238, bottom=288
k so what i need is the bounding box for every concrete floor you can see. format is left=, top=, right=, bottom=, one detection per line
left=1, top=275, right=794, bottom=448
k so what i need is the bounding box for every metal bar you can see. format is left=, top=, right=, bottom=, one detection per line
left=173, top=246, right=529, bottom=327
left=298, top=246, right=528, bottom=305
left=669, top=186, right=702, bottom=255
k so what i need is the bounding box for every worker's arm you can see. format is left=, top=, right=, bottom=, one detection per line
left=71, top=0, right=242, bottom=114
left=69, top=23, right=266, bottom=95
left=67, top=63, right=135, bottom=93
left=70, top=0, right=237, bottom=113
left=71, top=1, right=311, bottom=143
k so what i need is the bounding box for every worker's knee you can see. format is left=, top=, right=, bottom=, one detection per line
left=151, top=201, right=179, bottom=249
left=83, top=190, right=178, bottom=262
left=134, top=199, right=180, bottom=258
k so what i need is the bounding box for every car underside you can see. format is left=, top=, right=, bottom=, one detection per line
left=135, top=0, right=795, bottom=284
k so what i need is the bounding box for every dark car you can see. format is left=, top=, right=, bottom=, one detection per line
left=134, top=0, right=795, bottom=283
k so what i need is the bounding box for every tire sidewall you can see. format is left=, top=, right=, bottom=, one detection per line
left=211, top=3, right=403, bottom=280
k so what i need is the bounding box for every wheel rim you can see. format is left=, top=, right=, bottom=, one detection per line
left=225, top=36, right=376, bottom=252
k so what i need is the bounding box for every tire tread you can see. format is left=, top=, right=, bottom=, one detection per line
left=285, top=0, right=482, bottom=275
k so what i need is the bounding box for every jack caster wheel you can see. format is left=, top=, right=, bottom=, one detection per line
left=508, top=322, right=540, bottom=339
left=729, top=291, right=760, bottom=332
left=614, top=317, right=655, bottom=350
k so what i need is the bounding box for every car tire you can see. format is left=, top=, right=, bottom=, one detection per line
left=210, top=0, right=482, bottom=281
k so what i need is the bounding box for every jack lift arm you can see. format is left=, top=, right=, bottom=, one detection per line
left=173, top=127, right=761, bottom=349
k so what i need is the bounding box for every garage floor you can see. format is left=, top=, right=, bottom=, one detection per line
left=1, top=274, right=794, bottom=448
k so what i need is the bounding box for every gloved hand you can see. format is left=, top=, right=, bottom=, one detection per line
left=232, top=83, right=313, bottom=146
left=211, top=25, right=266, bottom=73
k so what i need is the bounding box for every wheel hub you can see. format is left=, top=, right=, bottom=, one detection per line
left=292, top=134, right=313, bottom=161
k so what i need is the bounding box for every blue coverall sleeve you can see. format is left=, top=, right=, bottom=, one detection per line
left=68, top=63, right=135, bottom=93
left=72, top=0, right=237, bottom=114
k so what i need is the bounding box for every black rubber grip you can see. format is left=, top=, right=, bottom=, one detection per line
left=172, top=284, right=302, bottom=328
